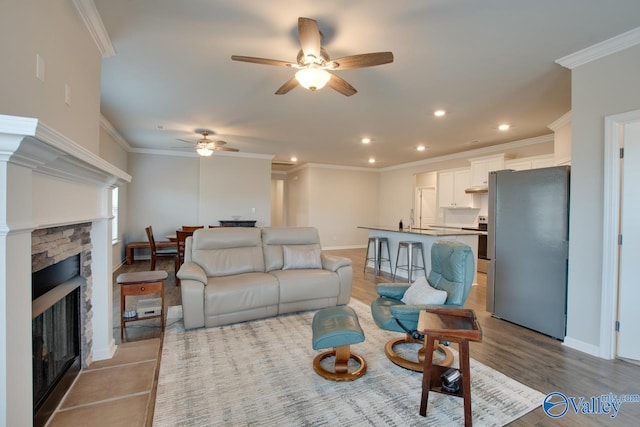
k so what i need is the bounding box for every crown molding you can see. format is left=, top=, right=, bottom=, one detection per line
left=291, top=163, right=379, bottom=173
left=100, top=115, right=132, bottom=151
left=555, top=26, right=640, bottom=69
left=73, top=0, right=116, bottom=58
left=548, top=110, right=572, bottom=131
left=130, top=147, right=275, bottom=161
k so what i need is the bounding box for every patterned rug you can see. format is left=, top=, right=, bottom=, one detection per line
left=153, top=300, right=544, bottom=426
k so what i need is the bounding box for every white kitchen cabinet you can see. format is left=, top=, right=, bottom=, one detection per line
left=504, top=159, right=533, bottom=171
left=532, top=157, right=555, bottom=169
left=438, top=169, right=473, bottom=208
left=469, top=156, right=504, bottom=187
left=504, top=155, right=555, bottom=171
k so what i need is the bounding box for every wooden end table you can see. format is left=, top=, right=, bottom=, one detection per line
left=117, top=270, right=168, bottom=341
left=418, top=308, right=483, bottom=427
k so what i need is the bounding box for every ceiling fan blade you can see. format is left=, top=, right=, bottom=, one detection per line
left=275, top=76, right=299, bottom=95
left=298, top=17, right=322, bottom=60
left=231, top=55, right=294, bottom=67
left=326, top=73, right=357, bottom=96
left=214, top=146, right=239, bottom=152
left=176, top=138, right=196, bottom=145
left=328, top=52, right=394, bottom=70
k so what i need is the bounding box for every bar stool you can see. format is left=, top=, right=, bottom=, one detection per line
left=364, top=237, right=391, bottom=275
left=393, top=241, right=426, bottom=282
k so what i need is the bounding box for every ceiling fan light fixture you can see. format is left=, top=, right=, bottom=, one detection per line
left=196, top=147, right=214, bottom=157
left=295, top=67, right=330, bottom=91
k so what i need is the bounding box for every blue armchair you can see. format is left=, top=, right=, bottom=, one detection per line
left=370, top=240, right=475, bottom=371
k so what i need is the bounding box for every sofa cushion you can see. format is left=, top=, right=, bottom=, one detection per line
left=282, top=245, right=322, bottom=270
left=269, top=269, right=340, bottom=303
left=205, top=272, right=279, bottom=316
left=191, top=228, right=265, bottom=277
left=261, top=227, right=321, bottom=271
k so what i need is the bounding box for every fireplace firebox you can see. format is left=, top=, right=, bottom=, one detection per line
left=32, top=254, right=82, bottom=427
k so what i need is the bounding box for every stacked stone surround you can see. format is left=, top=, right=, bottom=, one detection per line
left=32, top=223, right=93, bottom=367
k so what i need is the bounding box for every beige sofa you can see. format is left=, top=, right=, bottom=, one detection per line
left=177, top=227, right=353, bottom=329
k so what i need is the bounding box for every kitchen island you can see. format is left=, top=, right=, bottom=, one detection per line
left=358, top=226, right=480, bottom=283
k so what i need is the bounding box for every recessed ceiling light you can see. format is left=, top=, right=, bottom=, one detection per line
left=361, top=137, right=371, bottom=144
left=498, top=124, right=510, bottom=131
left=434, top=110, right=446, bottom=117
left=417, top=145, right=426, bottom=151
left=290, top=157, right=297, bottom=162
left=368, top=158, right=375, bottom=164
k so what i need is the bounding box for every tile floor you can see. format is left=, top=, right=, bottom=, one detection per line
left=46, top=338, right=161, bottom=427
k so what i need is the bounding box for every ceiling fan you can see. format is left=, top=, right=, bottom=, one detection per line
left=176, top=130, right=239, bottom=157
left=231, top=17, right=393, bottom=96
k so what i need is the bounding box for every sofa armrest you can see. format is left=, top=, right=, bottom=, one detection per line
left=321, top=253, right=352, bottom=272
left=377, top=283, right=411, bottom=300
left=180, top=280, right=205, bottom=329
left=177, top=261, right=207, bottom=284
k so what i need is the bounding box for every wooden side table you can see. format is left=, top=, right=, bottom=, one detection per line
left=117, top=270, right=168, bottom=341
left=418, top=308, right=482, bottom=427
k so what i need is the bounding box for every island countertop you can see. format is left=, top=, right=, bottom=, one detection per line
left=358, top=225, right=483, bottom=236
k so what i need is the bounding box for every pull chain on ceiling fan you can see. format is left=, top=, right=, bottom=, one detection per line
left=231, top=17, right=393, bottom=96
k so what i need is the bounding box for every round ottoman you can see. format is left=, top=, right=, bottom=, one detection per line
left=311, top=305, right=366, bottom=381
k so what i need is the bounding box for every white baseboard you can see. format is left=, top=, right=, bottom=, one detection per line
left=112, top=260, right=125, bottom=273
left=323, top=245, right=368, bottom=250
left=562, top=336, right=603, bottom=358
left=92, top=339, right=117, bottom=361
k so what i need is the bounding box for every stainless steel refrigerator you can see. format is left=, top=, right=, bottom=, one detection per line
left=486, top=166, right=570, bottom=339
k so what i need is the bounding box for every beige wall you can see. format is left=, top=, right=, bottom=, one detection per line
left=0, top=0, right=102, bottom=154
left=127, top=153, right=200, bottom=242
left=308, top=167, right=379, bottom=248
left=566, top=44, right=640, bottom=349
left=198, top=154, right=272, bottom=227
left=126, top=152, right=272, bottom=245
left=287, top=167, right=310, bottom=227
left=286, top=166, right=378, bottom=248
left=270, top=179, right=284, bottom=226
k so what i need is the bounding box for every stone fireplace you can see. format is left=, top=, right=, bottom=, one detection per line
left=31, top=223, right=93, bottom=425
left=0, top=114, right=131, bottom=426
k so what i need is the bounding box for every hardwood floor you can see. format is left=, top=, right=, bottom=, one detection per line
left=91, top=249, right=640, bottom=426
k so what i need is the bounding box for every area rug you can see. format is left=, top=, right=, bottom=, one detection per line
left=153, top=300, right=544, bottom=426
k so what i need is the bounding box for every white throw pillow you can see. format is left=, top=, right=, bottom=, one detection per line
left=401, top=276, right=448, bottom=305
left=282, top=245, right=322, bottom=270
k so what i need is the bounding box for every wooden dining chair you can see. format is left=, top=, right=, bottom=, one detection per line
left=174, top=230, right=194, bottom=283
left=145, top=226, right=176, bottom=271
left=182, top=225, right=204, bottom=232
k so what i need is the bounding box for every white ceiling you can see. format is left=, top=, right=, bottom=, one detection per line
left=94, top=0, right=640, bottom=169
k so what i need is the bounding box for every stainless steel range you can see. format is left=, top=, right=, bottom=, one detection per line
left=461, top=216, right=488, bottom=273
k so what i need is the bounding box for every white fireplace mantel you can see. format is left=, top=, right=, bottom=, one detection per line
left=0, top=114, right=131, bottom=427
left=0, top=114, right=131, bottom=188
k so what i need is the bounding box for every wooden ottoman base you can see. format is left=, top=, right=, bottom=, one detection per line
left=313, top=345, right=367, bottom=382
